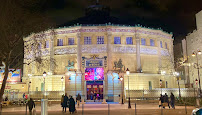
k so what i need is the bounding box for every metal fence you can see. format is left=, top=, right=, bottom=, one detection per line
left=3, top=88, right=197, bottom=101
left=125, top=88, right=197, bottom=100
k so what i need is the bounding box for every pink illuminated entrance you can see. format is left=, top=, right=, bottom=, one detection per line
left=85, top=68, right=104, bottom=100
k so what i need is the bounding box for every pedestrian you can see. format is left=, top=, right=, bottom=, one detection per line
left=159, top=94, right=163, bottom=108
left=76, top=93, right=81, bottom=107
left=90, top=91, right=93, bottom=100
left=23, top=93, right=25, bottom=99
left=69, top=96, right=76, bottom=114
left=164, top=93, right=170, bottom=109
left=5, top=96, right=8, bottom=101
left=63, top=93, right=69, bottom=112
left=27, top=98, right=35, bottom=115
left=94, top=92, right=96, bottom=102
left=170, top=92, right=175, bottom=109
left=61, top=94, right=64, bottom=108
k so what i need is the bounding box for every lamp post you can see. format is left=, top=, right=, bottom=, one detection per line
left=126, top=68, right=131, bottom=108
left=43, top=71, right=47, bottom=99
left=120, top=76, right=124, bottom=104
left=174, top=72, right=181, bottom=100
left=192, top=50, right=202, bottom=97
left=28, top=74, right=32, bottom=99
left=61, top=77, right=64, bottom=92
left=160, top=79, right=162, bottom=95
left=195, top=79, right=198, bottom=96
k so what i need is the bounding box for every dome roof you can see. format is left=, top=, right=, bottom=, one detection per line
left=61, top=3, right=121, bottom=26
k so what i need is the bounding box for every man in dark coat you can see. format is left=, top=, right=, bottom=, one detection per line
left=27, top=98, right=35, bottom=114
left=170, top=92, right=175, bottom=109
left=164, top=93, right=170, bottom=109
left=69, top=96, right=75, bottom=114
left=76, top=93, right=81, bottom=107
left=63, top=93, right=69, bottom=112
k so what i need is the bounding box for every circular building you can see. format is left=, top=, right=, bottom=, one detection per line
left=23, top=3, right=177, bottom=102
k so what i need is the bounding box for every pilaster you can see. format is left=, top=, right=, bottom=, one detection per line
left=135, top=33, right=142, bottom=72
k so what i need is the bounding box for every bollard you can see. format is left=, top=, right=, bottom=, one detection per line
left=41, top=99, right=48, bottom=115
left=108, top=104, right=110, bottom=115
left=82, top=104, right=84, bottom=115
left=185, top=103, right=187, bottom=114
left=135, top=103, right=137, bottom=115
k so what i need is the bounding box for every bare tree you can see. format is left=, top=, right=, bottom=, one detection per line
left=0, top=0, right=55, bottom=104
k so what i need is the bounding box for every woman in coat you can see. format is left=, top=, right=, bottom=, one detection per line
left=63, top=93, right=69, bottom=112
left=69, top=96, right=75, bottom=114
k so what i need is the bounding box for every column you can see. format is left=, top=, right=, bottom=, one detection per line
left=49, top=33, right=55, bottom=74
left=135, top=33, right=142, bottom=72
left=107, top=32, right=112, bottom=71
left=77, top=33, right=81, bottom=73
left=157, top=38, right=162, bottom=73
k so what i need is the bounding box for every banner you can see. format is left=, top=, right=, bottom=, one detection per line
left=0, top=69, right=21, bottom=82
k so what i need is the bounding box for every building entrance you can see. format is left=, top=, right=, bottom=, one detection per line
left=86, top=81, right=103, bottom=100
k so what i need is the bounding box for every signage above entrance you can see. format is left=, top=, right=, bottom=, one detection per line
left=86, top=59, right=103, bottom=68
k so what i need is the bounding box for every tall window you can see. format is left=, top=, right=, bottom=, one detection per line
left=160, top=41, right=163, bottom=48
left=84, top=37, right=91, bottom=45
left=45, top=40, right=49, bottom=48
left=150, top=39, right=155, bottom=46
left=68, top=38, right=74, bottom=45
left=114, top=37, right=121, bottom=44
left=97, top=36, right=104, bottom=44
left=38, top=43, right=42, bottom=49
left=141, top=38, right=146, bottom=45
left=57, top=39, right=63, bottom=46
left=126, top=37, right=133, bottom=45
left=165, top=42, right=168, bottom=49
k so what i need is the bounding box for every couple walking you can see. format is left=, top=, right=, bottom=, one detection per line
left=61, top=93, right=76, bottom=114
left=159, top=93, right=175, bottom=109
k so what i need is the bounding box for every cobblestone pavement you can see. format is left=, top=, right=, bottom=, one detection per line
left=0, top=103, right=195, bottom=115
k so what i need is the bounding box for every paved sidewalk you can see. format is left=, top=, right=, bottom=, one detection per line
left=0, top=103, right=196, bottom=115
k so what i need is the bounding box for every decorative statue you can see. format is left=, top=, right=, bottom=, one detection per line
left=113, top=59, right=125, bottom=71
left=65, top=60, right=75, bottom=71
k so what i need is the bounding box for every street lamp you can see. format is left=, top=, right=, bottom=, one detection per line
left=43, top=71, right=47, bottom=98
left=28, top=74, right=32, bottom=99
left=126, top=68, right=131, bottom=108
left=120, top=76, right=124, bottom=104
left=61, top=77, right=64, bottom=92
left=192, top=50, right=202, bottom=97
left=160, top=79, right=162, bottom=95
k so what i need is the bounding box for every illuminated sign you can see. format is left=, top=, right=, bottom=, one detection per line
left=0, top=69, right=21, bottom=82
left=85, top=60, right=103, bottom=67
left=85, top=68, right=104, bottom=81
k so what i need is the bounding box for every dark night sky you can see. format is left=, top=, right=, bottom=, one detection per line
left=42, top=0, right=202, bottom=43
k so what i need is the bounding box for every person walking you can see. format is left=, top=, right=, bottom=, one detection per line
left=69, top=96, right=76, bottom=114
left=61, top=95, right=64, bottom=110
left=164, top=93, right=170, bottom=109
left=76, top=93, right=81, bottom=107
left=159, top=94, right=163, bottom=108
left=170, top=92, right=175, bottom=109
left=63, top=93, right=69, bottom=112
left=27, top=98, right=35, bottom=115
left=93, top=92, right=96, bottom=102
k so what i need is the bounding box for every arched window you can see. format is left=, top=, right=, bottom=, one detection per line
left=57, top=39, right=63, bottom=46
left=126, top=37, right=133, bottom=45
left=45, top=40, right=49, bottom=48
left=68, top=38, right=74, bottom=45
left=141, top=38, right=146, bottom=45
left=150, top=39, right=155, bottom=46
left=114, top=37, right=121, bottom=44
left=160, top=41, right=163, bottom=48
